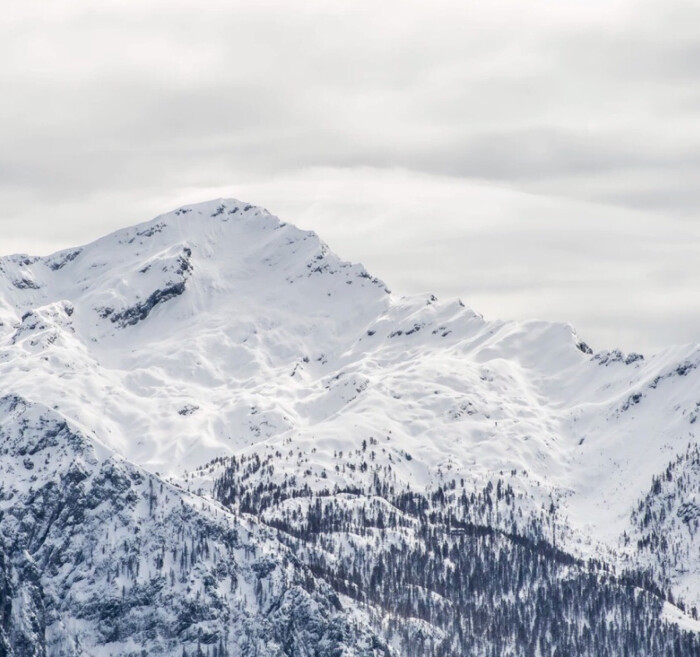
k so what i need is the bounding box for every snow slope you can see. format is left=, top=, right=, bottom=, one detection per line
left=1, top=198, right=699, bottom=653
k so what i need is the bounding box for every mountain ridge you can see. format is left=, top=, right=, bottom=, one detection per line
left=1, top=198, right=699, bottom=655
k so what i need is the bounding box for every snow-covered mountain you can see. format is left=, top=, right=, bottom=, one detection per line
left=1, top=199, right=699, bottom=656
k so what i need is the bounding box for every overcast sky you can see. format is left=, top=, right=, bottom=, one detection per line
left=2, top=0, right=699, bottom=353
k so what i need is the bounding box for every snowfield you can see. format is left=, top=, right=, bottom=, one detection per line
left=1, top=198, right=699, bottom=655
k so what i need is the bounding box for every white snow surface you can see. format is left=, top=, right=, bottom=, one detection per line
left=1, top=198, right=699, bottom=605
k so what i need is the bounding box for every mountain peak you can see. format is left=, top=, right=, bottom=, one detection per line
left=0, top=197, right=391, bottom=326
left=2, top=198, right=700, bottom=655
left=0, top=199, right=397, bottom=473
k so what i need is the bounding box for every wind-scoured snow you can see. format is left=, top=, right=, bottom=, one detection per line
left=1, top=198, right=699, bottom=655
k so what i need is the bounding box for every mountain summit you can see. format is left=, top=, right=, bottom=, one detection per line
left=1, top=199, right=699, bottom=656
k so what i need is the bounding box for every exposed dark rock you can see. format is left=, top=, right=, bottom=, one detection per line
left=650, top=360, right=698, bottom=389
left=108, top=281, right=186, bottom=328
left=594, top=349, right=645, bottom=366
left=45, top=250, right=82, bottom=272
left=136, top=223, right=166, bottom=239
left=178, top=405, right=199, bottom=416
left=621, top=392, right=643, bottom=412
left=12, top=278, right=40, bottom=290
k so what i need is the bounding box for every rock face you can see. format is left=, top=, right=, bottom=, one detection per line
left=0, top=395, right=387, bottom=657
left=0, top=198, right=699, bottom=655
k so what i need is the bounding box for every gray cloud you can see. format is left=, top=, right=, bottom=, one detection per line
left=1, top=0, right=699, bottom=351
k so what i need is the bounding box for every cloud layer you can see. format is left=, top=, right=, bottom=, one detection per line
left=1, top=0, right=699, bottom=352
